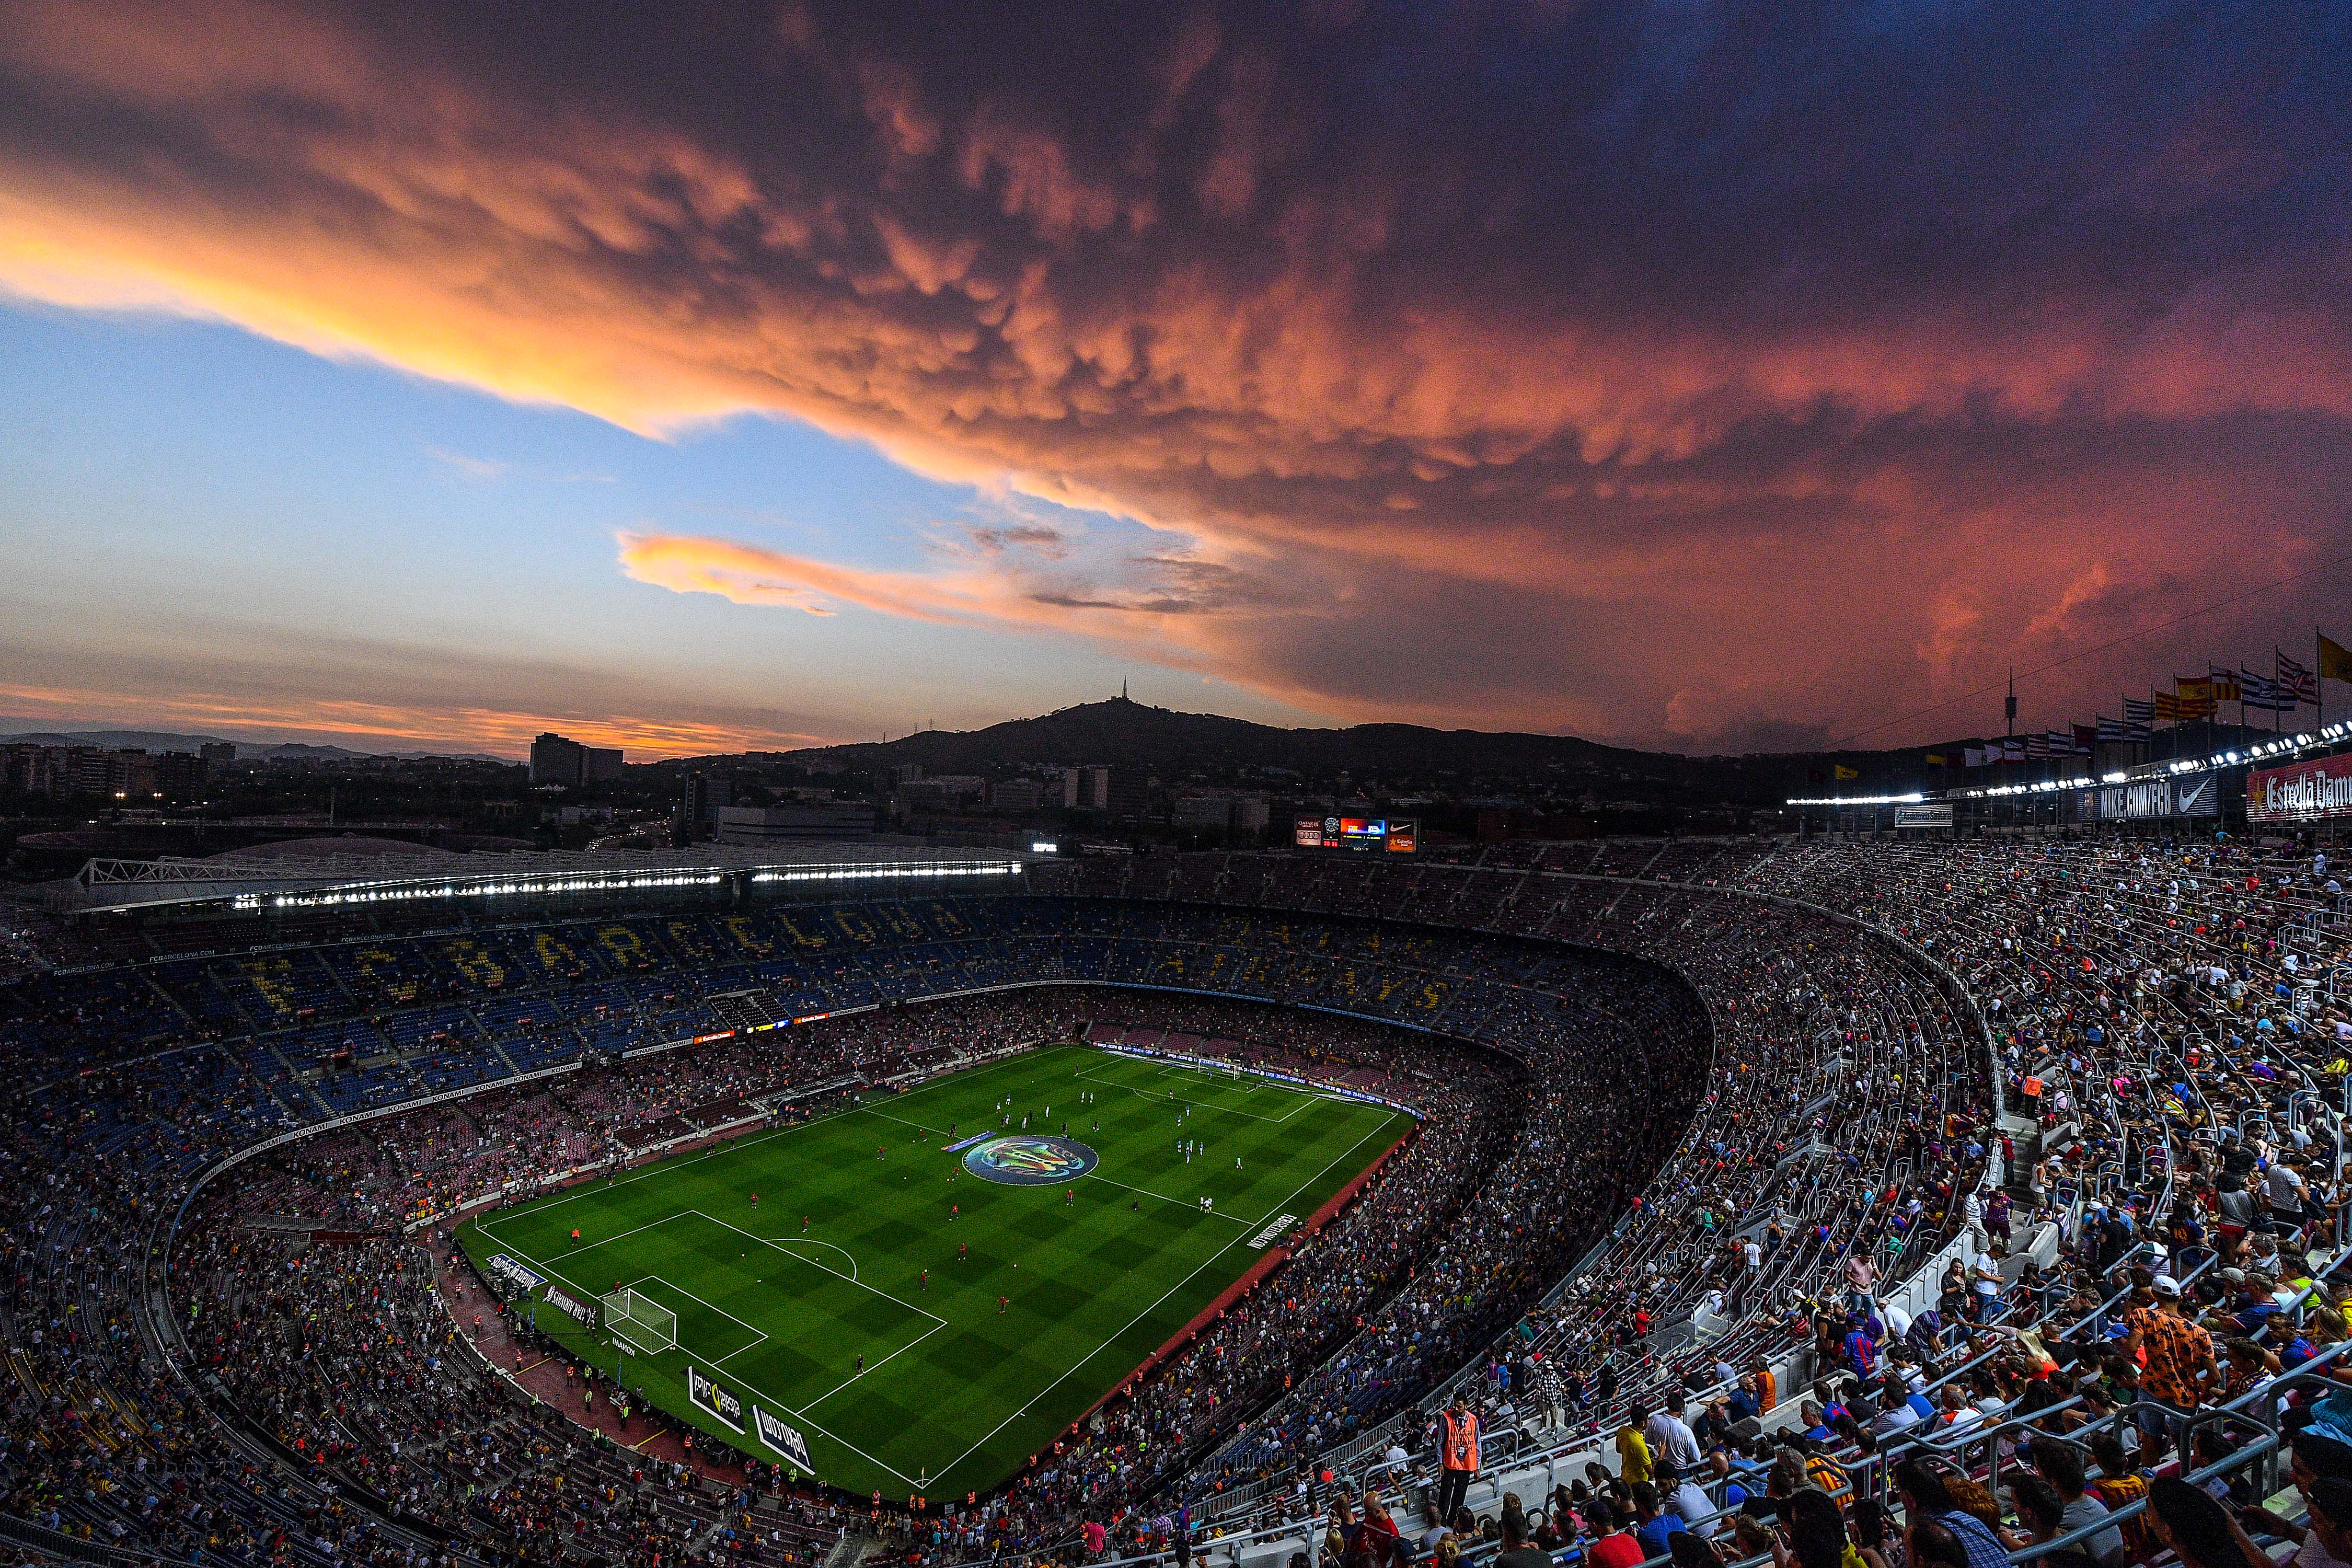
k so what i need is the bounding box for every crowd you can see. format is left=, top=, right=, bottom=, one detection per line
left=1039, top=834, right=2352, bottom=1568
left=0, top=829, right=2345, bottom=1568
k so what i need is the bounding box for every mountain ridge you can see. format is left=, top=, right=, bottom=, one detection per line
left=746, top=697, right=1945, bottom=801
left=0, top=723, right=510, bottom=765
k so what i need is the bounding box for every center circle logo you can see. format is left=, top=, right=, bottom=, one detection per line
left=963, top=1135, right=1098, bottom=1185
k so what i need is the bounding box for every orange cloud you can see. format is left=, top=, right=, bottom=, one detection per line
left=0, top=684, right=837, bottom=763
left=614, top=531, right=1342, bottom=711
left=2, top=0, right=2347, bottom=746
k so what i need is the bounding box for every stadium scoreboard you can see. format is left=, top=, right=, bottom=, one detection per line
left=1294, top=815, right=1417, bottom=854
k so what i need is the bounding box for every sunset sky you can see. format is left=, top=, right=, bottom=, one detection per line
left=3, top=1, right=2347, bottom=759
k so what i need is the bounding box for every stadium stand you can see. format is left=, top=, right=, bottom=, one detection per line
left=0, top=837, right=2343, bottom=1568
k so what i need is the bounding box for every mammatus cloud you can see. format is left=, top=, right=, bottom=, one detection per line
left=2, top=0, right=2347, bottom=744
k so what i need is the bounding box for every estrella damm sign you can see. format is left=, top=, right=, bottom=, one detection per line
left=962, top=1135, right=1098, bottom=1186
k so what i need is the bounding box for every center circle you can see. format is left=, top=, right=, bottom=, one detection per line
left=962, top=1135, right=1099, bottom=1185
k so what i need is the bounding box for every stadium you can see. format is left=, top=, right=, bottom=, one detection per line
left=8, top=1, right=2352, bottom=1564
left=0, top=812, right=2338, bottom=1568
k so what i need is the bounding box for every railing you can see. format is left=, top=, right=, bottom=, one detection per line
left=0, top=1511, right=201, bottom=1567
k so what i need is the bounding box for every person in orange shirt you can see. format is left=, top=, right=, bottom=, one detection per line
left=2123, top=1275, right=2219, bottom=1449
left=1435, top=1395, right=1480, bottom=1524
left=1749, top=1354, right=1777, bottom=1413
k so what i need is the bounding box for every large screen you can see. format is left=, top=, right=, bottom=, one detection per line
left=1295, top=816, right=1418, bottom=854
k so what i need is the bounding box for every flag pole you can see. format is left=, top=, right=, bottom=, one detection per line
left=2322, top=625, right=2328, bottom=733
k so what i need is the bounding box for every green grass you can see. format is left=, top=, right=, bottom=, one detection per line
left=456, top=1042, right=1411, bottom=1501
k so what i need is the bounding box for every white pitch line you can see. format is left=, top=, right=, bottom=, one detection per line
left=1086, top=1171, right=1250, bottom=1224
left=1072, top=1064, right=1316, bottom=1123
left=480, top=1210, right=683, bottom=1263
left=767, top=1236, right=861, bottom=1281
left=480, top=1042, right=1088, bottom=1217
left=869, top=1108, right=952, bottom=1139
left=477, top=1044, right=1396, bottom=1493
left=691, top=1210, right=948, bottom=1328
left=799, top=1318, right=950, bottom=1411
left=927, top=1111, right=1404, bottom=1486
left=698, top=1362, right=931, bottom=1489
left=547, top=1241, right=943, bottom=1491
left=622, top=1274, right=771, bottom=1364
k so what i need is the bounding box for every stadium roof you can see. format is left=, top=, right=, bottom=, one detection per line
left=54, top=841, right=1028, bottom=916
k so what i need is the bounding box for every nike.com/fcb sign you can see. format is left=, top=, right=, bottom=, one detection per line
left=962, top=1135, right=1099, bottom=1185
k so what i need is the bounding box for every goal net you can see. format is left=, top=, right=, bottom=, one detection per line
left=600, top=1287, right=677, bottom=1355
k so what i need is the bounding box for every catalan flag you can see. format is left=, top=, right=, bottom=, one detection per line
left=2156, top=688, right=2214, bottom=722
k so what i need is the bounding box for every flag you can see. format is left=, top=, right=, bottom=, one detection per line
left=2123, top=696, right=2155, bottom=723
left=2026, top=734, right=2051, bottom=758
left=2175, top=676, right=2215, bottom=704
left=2072, top=724, right=2098, bottom=753
left=2097, top=716, right=2150, bottom=743
left=1925, top=752, right=1949, bottom=767
left=2000, top=737, right=2026, bottom=763
left=2322, top=632, right=2352, bottom=685
left=2278, top=650, right=2319, bottom=703
left=1964, top=746, right=1986, bottom=768
left=1832, top=764, right=1858, bottom=780
left=2239, top=670, right=2297, bottom=712
left=2206, top=666, right=2241, bottom=702
left=2156, top=689, right=2214, bottom=722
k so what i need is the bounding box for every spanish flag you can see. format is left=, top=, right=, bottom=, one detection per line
left=2321, top=632, right=2352, bottom=685
left=1833, top=764, right=1859, bottom=780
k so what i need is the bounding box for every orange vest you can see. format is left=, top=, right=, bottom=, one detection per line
left=1442, top=1410, right=1480, bottom=1470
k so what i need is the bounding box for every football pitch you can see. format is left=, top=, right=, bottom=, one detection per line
left=456, top=1042, right=1413, bottom=1500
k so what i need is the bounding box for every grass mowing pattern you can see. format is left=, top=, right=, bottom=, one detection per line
left=457, top=1043, right=1410, bottom=1501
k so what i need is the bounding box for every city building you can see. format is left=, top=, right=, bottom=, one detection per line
left=0, top=743, right=208, bottom=800
left=988, top=778, right=1043, bottom=812
left=1170, top=791, right=1272, bottom=836
left=1063, top=765, right=1111, bottom=811
left=528, top=731, right=624, bottom=787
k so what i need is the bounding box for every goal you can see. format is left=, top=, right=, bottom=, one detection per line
left=600, top=1287, right=678, bottom=1355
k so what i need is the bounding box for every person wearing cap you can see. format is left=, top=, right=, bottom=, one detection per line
left=2123, top=1274, right=2220, bottom=1450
